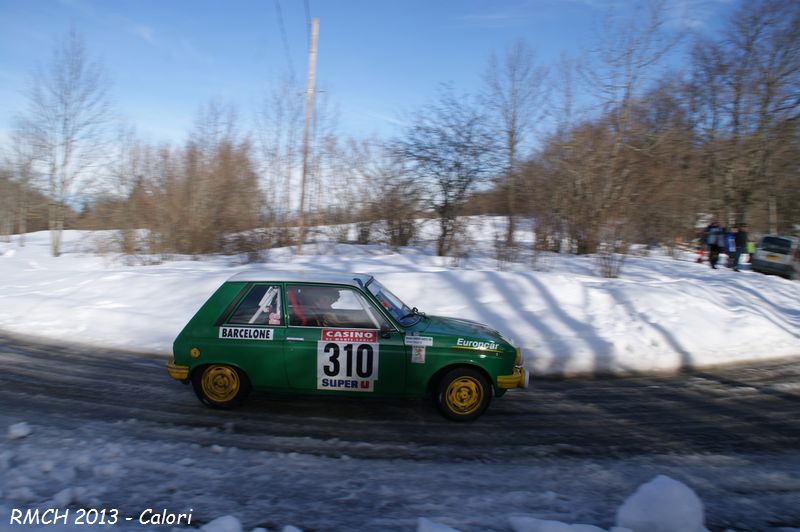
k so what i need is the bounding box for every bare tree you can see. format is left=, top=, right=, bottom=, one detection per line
left=303, top=89, right=340, bottom=231
left=180, top=100, right=263, bottom=255
left=578, top=0, right=680, bottom=275
left=686, top=38, right=727, bottom=219
left=689, top=0, right=800, bottom=232
left=5, top=129, right=38, bottom=246
left=256, top=77, right=302, bottom=222
left=108, top=123, right=145, bottom=254
left=336, top=137, right=421, bottom=247
left=522, top=52, right=580, bottom=260
left=16, top=29, right=113, bottom=256
left=0, top=165, right=13, bottom=243
left=397, top=86, right=500, bottom=257
left=255, top=76, right=304, bottom=246
left=482, top=39, right=549, bottom=251
left=255, top=77, right=339, bottom=248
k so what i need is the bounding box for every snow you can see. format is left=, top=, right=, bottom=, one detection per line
left=6, top=422, right=32, bottom=441
left=0, top=220, right=799, bottom=531
left=509, top=516, right=617, bottom=532
left=199, top=516, right=245, bottom=532
left=615, top=475, right=705, bottom=532
left=0, top=419, right=723, bottom=532
left=0, top=222, right=797, bottom=377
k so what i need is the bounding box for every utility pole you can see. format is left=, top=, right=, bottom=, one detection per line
left=297, top=17, right=319, bottom=255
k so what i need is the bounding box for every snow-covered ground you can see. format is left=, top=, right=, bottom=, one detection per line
left=1, top=221, right=798, bottom=377
left=1, top=413, right=722, bottom=532
left=1, top=220, right=799, bottom=531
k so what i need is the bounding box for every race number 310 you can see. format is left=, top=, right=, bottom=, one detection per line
left=317, top=330, right=379, bottom=392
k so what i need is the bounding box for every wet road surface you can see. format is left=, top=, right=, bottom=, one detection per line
left=1, top=333, right=798, bottom=462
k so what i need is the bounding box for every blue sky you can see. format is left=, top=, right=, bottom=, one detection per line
left=0, top=0, right=734, bottom=144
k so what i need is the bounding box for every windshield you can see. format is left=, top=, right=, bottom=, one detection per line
left=367, top=279, right=420, bottom=326
left=760, top=236, right=792, bottom=254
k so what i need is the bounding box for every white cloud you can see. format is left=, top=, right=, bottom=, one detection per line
left=131, top=24, right=156, bottom=45
left=664, top=0, right=735, bottom=30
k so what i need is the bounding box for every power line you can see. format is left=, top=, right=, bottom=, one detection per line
left=304, top=0, right=312, bottom=48
left=274, top=0, right=295, bottom=78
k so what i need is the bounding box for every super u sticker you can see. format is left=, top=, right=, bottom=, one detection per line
left=317, top=329, right=379, bottom=391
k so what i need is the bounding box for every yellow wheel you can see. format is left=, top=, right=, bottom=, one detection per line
left=192, top=365, right=250, bottom=408
left=446, top=376, right=483, bottom=414
left=436, top=367, right=491, bottom=421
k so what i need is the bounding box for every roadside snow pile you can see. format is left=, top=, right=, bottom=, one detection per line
left=0, top=225, right=798, bottom=376
left=418, top=517, right=462, bottom=532
left=615, top=475, right=706, bottom=532
left=198, top=515, right=250, bottom=532
left=6, top=422, right=32, bottom=440
left=509, top=516, right=612, bottom=532
left=153, top=476, right=707, bottom=532
left=460, top=475, right=705, bottom=532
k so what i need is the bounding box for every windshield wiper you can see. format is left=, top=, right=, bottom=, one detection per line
left=400, top=307, right=426, bottom=321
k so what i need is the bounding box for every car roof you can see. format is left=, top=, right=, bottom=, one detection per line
left=760, top=235, right=799, bottom=243
left=227, top=270, right=373, bottom=288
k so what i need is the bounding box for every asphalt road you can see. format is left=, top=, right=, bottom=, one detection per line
left=1, top=333, right=799, bottom=462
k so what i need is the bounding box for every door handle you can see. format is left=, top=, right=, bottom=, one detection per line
left=287, top=337, right=305, bottom=342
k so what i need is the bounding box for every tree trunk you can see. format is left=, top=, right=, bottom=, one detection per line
left=17, top=187, right=27, bottom=247
left=768, top=194, right=777, bottom=234
left=49, top=201, right=63, bottom=257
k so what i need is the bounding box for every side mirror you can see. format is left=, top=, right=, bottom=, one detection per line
left=380, top=323, right=392, bottom=339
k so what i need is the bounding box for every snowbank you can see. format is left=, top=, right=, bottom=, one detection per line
left=0, top=225, right=797, bottom=376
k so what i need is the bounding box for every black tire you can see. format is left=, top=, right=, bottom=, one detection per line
left=435, top=367, right=492, bottom=421
left=192, top=364, right=250, bottom=409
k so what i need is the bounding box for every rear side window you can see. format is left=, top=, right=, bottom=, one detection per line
left=227, top=285, right=283, bottom=326
left=760, top=237, right=792, bottom=254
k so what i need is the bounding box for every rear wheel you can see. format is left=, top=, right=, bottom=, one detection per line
left=436, top=367, right=491, bottom=421
left=192, top=364, right=250, bottom=409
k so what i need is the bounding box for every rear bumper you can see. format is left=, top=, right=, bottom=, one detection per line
left=752, top=259, right=795, bottom=276
left=166, top=361, right=190, bottom=381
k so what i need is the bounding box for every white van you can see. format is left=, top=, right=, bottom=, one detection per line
left=752, top=235, right=800, bottom=280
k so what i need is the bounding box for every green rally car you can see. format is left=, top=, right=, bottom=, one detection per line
left=167, top=271, right=528, bottom=421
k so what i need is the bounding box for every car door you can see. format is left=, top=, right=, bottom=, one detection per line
left=284, top=284, right=407, bottom=395
left=215, top=283, right=288, bottom=389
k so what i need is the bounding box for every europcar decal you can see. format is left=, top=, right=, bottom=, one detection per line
left=219, top=327, right=274, bottom=340
left=454, top=337, right=500, bottom=351
left=317, top=329, right=379, bottom=391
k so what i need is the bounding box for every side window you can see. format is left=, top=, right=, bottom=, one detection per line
left=287, top=285, right=389, bottom=329
left=227, top=285, right=283, bottom=326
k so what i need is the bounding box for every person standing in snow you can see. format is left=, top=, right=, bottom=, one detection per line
left=732, top=224, right=749, bottom=271
left=725, top=227, right=737, bottom=268
left=747, top=237, right=756, bottom=263
left=706, top=221, right=724, bottom=269
left=695, top=228, right=706, bottom=263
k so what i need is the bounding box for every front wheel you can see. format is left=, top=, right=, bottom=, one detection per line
left=192, top=364, right=250, bottom=409
left=436, top=367, right=492, bottom=421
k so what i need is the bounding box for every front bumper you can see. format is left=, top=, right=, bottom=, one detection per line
left=497, top=366, right=528, bottom=389
left=497, top=347, right=530, bottom=389
left=166, top=361, right=189, bottom=381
